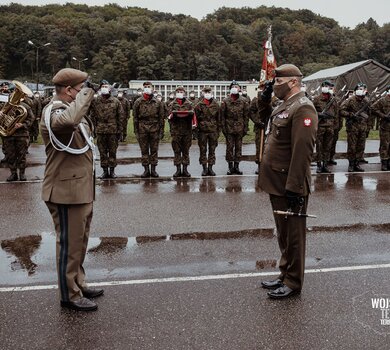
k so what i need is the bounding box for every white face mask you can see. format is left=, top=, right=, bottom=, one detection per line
left=169, top=95, right=174, bottom=99
left=300, top=86, right=307, bottom=92
left=144, top=87, right=152, bottom=95
left=34, top=94, right=40, bottom=99
left=321, top=87, right=329, bottom=94
left=137, top=91, right=142, bottom=96
left=355, top=89, right=366, bottom=96
left=190, top=93, right=195, bottom=98
left=204, top=93, right=212, bottom=100
left=157, top=97, right=162, bottom=101
left=118, top=93, right=123, bottom=98
left=176, top=92, right=184, bottom=99
left=230, top=88, right=239, bottom=94
left=100, top=87, right=110, bottom=95
left=328, top=89, right=334, bottom=95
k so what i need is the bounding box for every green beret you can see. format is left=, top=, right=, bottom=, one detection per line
left=52, top=68, right=88, bottom=87
left=274, top=64, right=303, bottom=78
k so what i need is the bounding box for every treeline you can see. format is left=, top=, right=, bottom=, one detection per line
left=0, top=3, right=388, bottom=84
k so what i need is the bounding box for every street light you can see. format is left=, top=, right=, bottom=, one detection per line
left=72, top=56, right=88, bottom=70
left=28, top=40, right=51, bottom=92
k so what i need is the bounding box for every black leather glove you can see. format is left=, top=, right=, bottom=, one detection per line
left=255, top=121, right=265, bottom=129
left=261, top=80, right=274, bottom=101
left=83, top=79, right=100, bottom=92
left=285, top=190, right=304, bottom=210
left=116, top=133, right=122, bottom=142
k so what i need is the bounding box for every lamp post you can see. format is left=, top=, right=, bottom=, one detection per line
left=28, top=40, right=51, bottom=92
left=72, top=56, right=88, bottom=70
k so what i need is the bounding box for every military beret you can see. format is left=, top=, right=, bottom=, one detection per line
left=274, top=64, right=303, bottom=77
left=202, top=86, right=212, bottom=92
left=143, top=81, right=153, bottom=86
left=175, top=86, right=186, bottom=92
left=321, top=80, right=334, bottom=87
left=52, top=68, right=88, bottom=87
left=229, top=80, right=240, bottom=89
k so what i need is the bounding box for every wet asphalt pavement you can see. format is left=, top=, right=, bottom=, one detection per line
left=1, top=141, right=390, bottom=349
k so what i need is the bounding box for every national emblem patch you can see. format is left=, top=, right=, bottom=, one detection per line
left=304, top=118, right=312, bottom=127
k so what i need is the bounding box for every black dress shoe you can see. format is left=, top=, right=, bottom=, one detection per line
left=61, top=297, right=97, bottom=311
left=261, top=278, right=283, bottom=290
left=267, top=284, right=301, bottom=299
left=82, top=287, right=104, bottom=298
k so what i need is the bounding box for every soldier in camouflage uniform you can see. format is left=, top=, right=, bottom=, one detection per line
left=168, top=86, right=196, bottom=177
left=371, top=85, right=390, bottom=170
left=188, top=90, right=199, bottom=140
left=221, top=81, right=249, bottom=175
left=90, top=81, right=124, bottom=179
left=241, top=89, right=251, bottom=103
left=312, top=81, right=338, bottom=173
left=194, top=86, right=221, bottom=176
left=133, top=82, right=165, bottom=178
left=340, top=83, right=371, bottom=172
left=30, top=92, right=42, bottom=142
left=117, top=90, right=131, bottom=142
left=3, top=100, right=35, bottom=181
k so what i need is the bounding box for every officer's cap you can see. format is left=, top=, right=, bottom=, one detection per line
left=175, top=86, right=186, bottom=93
left=229, top=80, right=240, bottom=89
left=52, top=68, right=88, bottom=87
left=274, top=64, right=303, bottom=78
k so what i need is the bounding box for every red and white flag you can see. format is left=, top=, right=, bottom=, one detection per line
left=260, top=26, right=277, bottom=83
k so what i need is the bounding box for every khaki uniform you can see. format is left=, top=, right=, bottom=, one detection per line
left=133, top=96, right=165, bottom=166
left=259, top=91, right=318, bottom=291
left=372, top=95, right=390, bottom=161
left=30, top=96, right=42, bottom=141
left=40, top=88, right=95, bottom=302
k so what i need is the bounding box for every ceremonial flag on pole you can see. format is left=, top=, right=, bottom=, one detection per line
left=260, top=25, right=277, bottom=83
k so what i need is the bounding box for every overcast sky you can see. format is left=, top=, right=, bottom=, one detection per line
left=4, top=0, right=389, bottom=28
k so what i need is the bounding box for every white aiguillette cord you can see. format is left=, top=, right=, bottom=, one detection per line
left=44, top=102, right=96, bottom=172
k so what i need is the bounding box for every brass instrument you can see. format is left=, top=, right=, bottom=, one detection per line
left=0, top=80, right=32, bottom=137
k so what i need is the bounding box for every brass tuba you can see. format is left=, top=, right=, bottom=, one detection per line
left=0, top=80, right=33, bottom=137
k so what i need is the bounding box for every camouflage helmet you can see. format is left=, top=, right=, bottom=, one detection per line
left=100, top=79, right=110, bottom=87
left=321, top=80, right=334, bottom=87
left=229, top=80, right=240, bottom=89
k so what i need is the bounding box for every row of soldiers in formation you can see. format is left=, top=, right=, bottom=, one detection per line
left=1, top=79, right=390, bottom=181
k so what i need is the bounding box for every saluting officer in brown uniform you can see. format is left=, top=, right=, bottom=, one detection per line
left=40, top=68, right=103, bottom=311
left=259, top=64, right=318, bottom=299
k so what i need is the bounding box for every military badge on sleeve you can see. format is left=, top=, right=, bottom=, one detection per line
left=304, top=118, right=312, bottom=127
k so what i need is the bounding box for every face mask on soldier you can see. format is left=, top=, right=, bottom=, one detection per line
left=355, top=89, right=366, bottom=97
left=100, top=87, right=110, bottom=95
left=137, top=91, right=142, bottom=96
left=230, top=87, right=239, bottom=95
left=144, top=87, right=152, bottom=95
left=204, top=93, right=212, bottom=100
left=242, top=91, right=247, bottom=96
left=328, top=89, right=334, bottom=95
left=157, top=96, right=162, bottom=102
left=169, top=94, right=174, bottom=100
left=176, top=92, right=184, bottom=99
left=190, top=93, right=195, bottom=98
left=273, top=80, right=294, bottom=100
left=118, top=92, right=123, bottom=99
left=321, top=87, right=329, bottom=94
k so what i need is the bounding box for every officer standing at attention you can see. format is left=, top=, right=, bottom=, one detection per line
left=40, top=68, right=103, bottom=311
left=258, top=64, right=318, bottom=299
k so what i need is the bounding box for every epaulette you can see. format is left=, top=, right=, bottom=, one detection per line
left=299, top=96, right=311, bottom=105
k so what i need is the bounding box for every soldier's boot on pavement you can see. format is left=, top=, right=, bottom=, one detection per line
left=316, top=162, right=322, bottom=173
left=381, top=160, right=388, bottom=171
left=141, top=165, right=150, bottom=178
left=358, top=158, right=369, bottom=164
left=234, top=162, right=243, bottom=175
left=353, top=160, right=365, bottom=172
left=208, top=164, right=216, bottom=176
left=6, top=171, right=18, bottom=182
left=150, top=165, right=159, bottom=178
left=182, top=165, right=191, bottom=177
left=173, top=165, right=182, bottom=178
left=227, top=162, right=234, bottom=175
left=201, top=164, right=208, bottom=176
left=321, top=161, right=331, bottom=173
left=109, top=167, right=117, bottom=179
left=19, top=168, right=26, bottom=181
left=328, top=159, right=337, bottom=165
left=99, top=167, right=109, bottom=179
left=348, top=160, right=354, bottom=172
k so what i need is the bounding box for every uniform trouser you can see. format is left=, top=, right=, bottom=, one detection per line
left=346, top=123, right=367, bottom=161
left=225, top=133, right=243, bottom=162
left=379, top=128, right=390, bottom=160
left=97, top=133, right=118, bottom=168
left=2, top=136, right=29, bottom=171
left=270, top=194, right=309, bottom=291
left=198, top=131, right=218, bottom=165
left=46, top=202, right=93, bottom=302
left=171, top=133, right=192, bottom=165
left=316, top=126, right=334, bottom=162
left=122, top=117, right=130, bottom=138
left=31, top=119, right=39, bottom=138
left=255, top=128, right=260, bottom=164
left=329, top=127, right=341, bottom=160
left=138, top=131, right=160, bottom=166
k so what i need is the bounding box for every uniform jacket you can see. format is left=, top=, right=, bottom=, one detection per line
left=133, top=96, right=165, bottom=134
left=194, top=98, right=221, bottom=133
left=90, top=95, right=124, bottom=134
left=259, top=91, right=318, bottom=196
left=168, top=98, right=194, bottom=136
left=119, top=98, right=131, bottom=121
left=340, top=95, right=371, bottom=126
left=249, top=95, right=273, bottom=132
left=221, top=96, right=249, bottom=135
left=372, top=96, right=390, bottom=130
left=40, top=88, right=95, bottom=204
left=312, top=94, right=338, bottom=128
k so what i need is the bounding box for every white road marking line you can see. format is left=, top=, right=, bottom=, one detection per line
left=1, top=263, right=389, bottom=293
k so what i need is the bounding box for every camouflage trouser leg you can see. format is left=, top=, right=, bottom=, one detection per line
left=225, top=133, right=243, bottom=162
left=316, top=127, right=334, bottom=162
left=329, top=127, right=340, bottom=160
left=138, top=131, right=160, bottom=166
left=347, top=124, right=367, bottom=161
left=198, top=132, right=218, bottom=165
left=172, top=134, right=192, bottom=165
left=97, top=134, right=118, bottom=168
left=379, top=128, right=390, bottom=160
left=3, top=136, right=29, bottom=171
left=122, top=117, right=130, bottom=140
left=31, top=119, right=39, bottom=139
left=255, top=129, right=260, bottom=164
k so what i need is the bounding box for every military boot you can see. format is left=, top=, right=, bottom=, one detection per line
left=109, top=167, right=117, bottom=178
left=227, top=162, right=234, bottom=175
left=141, top=165, right=150, bottom=178
left=99, top=167, right=109, bottom=179
left=328, top=159, right=337, bottom=165
left=173, top=165, right=182, bottom=178
left=348, top=160, right=354, bottom=173
left=234, top=162, right=243, bottom=175
left=359, top=158, right=369, bottom=164
left=353, top=160, right=365, bottom=172
left=201, top=164, right=208, bottom=176
left=208, top=164, right=216, bottom=176
left=182, top=165, right=191, bottom=177
left=316, top=162, right=322, bottom=173
left=381, top=160, right=388, bottom=171
left=7, top=171, right=18, bottom=182
left=19, top=168, right=26, bottom=181
left=150, top=165, right=159, bottom=178
left=321, top=161, right=331, bottom=173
